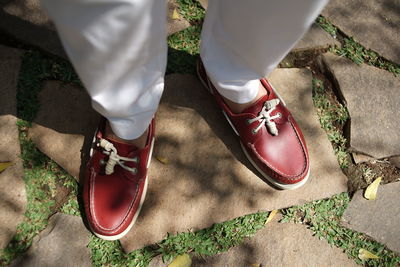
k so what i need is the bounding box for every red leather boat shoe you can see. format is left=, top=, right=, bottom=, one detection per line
left=197, top=60, right=310, bottom=190
left=83, top=119, right=155, bottom=240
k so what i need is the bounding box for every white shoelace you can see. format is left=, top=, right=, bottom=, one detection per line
left=247, top=98, right=281, bottom=136
left=98, top=139, right=139, bottom=175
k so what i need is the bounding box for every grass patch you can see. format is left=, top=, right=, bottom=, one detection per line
left=167, top=0, right=205, bottom=74
left=312, top=77, right=350, bottom=169
left=281, top=193, right=400, bottom=266
left=167, top=25, right=202, bottom=74
left=157, top=212, right=268, bottom=263
left=316, top=16, right=400, bottom=76
left=176, top=0, right=205, bottom=24
left=89, top=236, right=156, bottom=267
left=316, top=16, right=337, bottom=38
left=87, top=211, right=269, bottom=266
left=59, top=178, right=80, bottom=216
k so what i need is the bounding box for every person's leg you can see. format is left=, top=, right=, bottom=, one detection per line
left=41, top=0, right=167, bottom=240
left=42, top=0, right=167, bottom=143
left=198, top=0, right=329, bottom=190
left=201, top=0, right=328, bottom=108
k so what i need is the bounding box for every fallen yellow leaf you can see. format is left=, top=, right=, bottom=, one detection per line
left=266, top=209, right=278, bottom=224
left=156, top=156, right=169, bottom=164
left=250, top=264, right=261, bottom=267
left=172, top=8, right=180, bottom=20
left=168, top=254, right=191, bottom=267
left=0, top=162, right=13, bottom=173
left=358, top=248, right=380, bottom=260
left=364, top=176, right=382, bottom=200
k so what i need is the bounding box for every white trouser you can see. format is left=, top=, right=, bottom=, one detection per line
left=42, top=0, right=328, bottom=139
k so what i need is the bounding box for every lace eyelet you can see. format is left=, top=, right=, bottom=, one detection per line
left=246, top=119, right=251, bottom=125
left=277, top=112, right=282, bottom=118
left=252, top=129, right=257, bottom=134
left=134, top=156, right=140, bottom=163
left=132, top=168, right=138, bottom=174
left=99, top=159, right=106, bottom=166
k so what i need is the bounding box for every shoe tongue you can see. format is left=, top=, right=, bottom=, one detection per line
left=105, top=138, right=138, bottom=157
left=242, top=95, right=270, bottom=115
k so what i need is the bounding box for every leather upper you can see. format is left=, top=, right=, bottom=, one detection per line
left=198, top=60, right=309, bottom=185
left=83, top=119, right=154, bottom=237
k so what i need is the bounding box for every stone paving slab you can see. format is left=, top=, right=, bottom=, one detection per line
left=318, top=53, right=400, bottom=160
left=11, top=213, right=91, bottom=267
left=120, top=70, right=348, bottom=252
left=0, top=45, right=26, bottom=249
left=322, top=0, right=400, bottom=64
left=293, top=23, right=339, bottom=52
left=0, top=0, right=190, bottom=59
left=28, top=81, right=100, bottom=180
left=149, top=222, right=357, bottom=267
left=342, top=181, right=400, bottom=254
left=167, top=0, right=191, bottom=36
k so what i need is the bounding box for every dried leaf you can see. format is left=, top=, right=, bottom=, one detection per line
left=156, top=156, right=169, bottom=164
left=0, top=162, right=13, bottom=173
left=168, top=254, right=191, bottom=267
left=250, top=264, right=261, bottom=267
left=172, top=8, right=180, bottom=20
left=358, top=248, right=380, bottom=260
left=266, top=209, right=278, bottom=224
left=364, top=176, right=382, bottom=200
